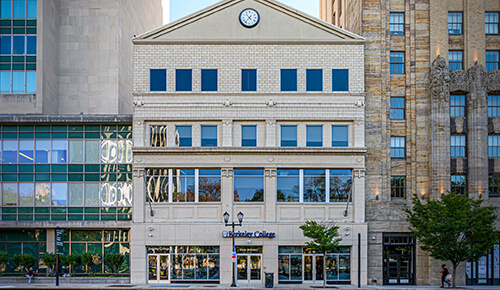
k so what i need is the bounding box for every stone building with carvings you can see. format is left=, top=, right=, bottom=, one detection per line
left=0, top=0, right=162, bottom=275
left=131, top=0, right=367, bottom=286
left=320, top=0, right=500, bottom=286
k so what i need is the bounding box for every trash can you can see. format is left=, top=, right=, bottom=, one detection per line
left=265, top=272, right=274, bottom=288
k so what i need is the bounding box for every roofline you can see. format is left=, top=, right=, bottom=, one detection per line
left=133, top=0, right=364, bottom=44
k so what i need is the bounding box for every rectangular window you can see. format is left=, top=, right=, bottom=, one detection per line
left=390, top=97, right=405, bottom=119
left=451, top=135, right=466, bottom=157
left=391, top=176, right=406, bottom=198
left=241, top=69, right=257, bottom=92
left=175, top=126, right=192, bottom=147
left=332, top=69, right=348, bottom=91
left=176, top=69, right=192, bottom=91
left=1, top=0, right=12, bottom=18
left=150, top=69, right=166, bottom=91
left=390, top=52, right=405, bottom=74
left=329, top=169, right=352, bottom=202
left=488, top=135, right=500, bottom=157
left=390, top=13, right=404, bottom=35
left=485, top=12, right=499, bottom=35
left=233, top=169, right=264, bottom=202
left=486, top=51, right=499, bottom=72
left=201, top=125, right=217, bottom=147
left=198, top=169, right=221, bottom=202
left=281, top=69, right=297, bottom=92
left=303, top=169, right=325, bottom=202
left=306, top=125, right=323, bottom=147
left=145, top=169, right=169, bottom=202
left=332, top=125, right=348, bottom=147
left=241, top=125, right=256, bottom=147
left=449, top=51, right=463, bottom=71
left=450, top=95, right=466, bottom=117
left=448, top=12, right=463, bottom=34
left=201, top=69, right=217, bottom=92
left=281, top=125, right=297, bottom=147
left=150, top=125, right=167, bottom=147
left=277, top=169, right=300, bottom=202
left=306, top=69, right=322, bottom=91
left=172, top=169, right=195, bottom=202
left=488, top=174, right=500, bottom=196
left=451, top=175, right=467, bottom=195
left=488, top=95, right=500, bottom=117
left=390, top=136, right=405, bottom=158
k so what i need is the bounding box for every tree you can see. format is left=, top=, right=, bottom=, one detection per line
left=405, top=193, right=498, bottom=288
left=41, top=252, right=56, bottom=276
left=60, top=254, right=81, bottom=275
left=12, top=254, right=37, bottom=273
left=0, top=252, right=10, bottom=273
left=299, top=220, right=341, bottom=288
left=81, top=252, right=101, bottom=276
left=105, top=253, right=126, bottom=274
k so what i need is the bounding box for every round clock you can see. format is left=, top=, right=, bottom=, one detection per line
left=239, top=8, right=260, bottom=28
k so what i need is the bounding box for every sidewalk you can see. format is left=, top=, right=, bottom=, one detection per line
left=0, top=283, right=498, bottom=290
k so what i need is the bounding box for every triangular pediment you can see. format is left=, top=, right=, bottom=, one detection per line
left=134, top=0, right=364, bottom=44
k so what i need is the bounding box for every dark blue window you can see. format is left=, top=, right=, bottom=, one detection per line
left=390, top=97, right=405, bottom=119
left=332, top=126, right=348, bottom=147
left=242, top=125, right=256, bottom=147
left=306, top=125, right=323, bottom=147
left=176, top=69, right=192, bottom=91
left=486, top=51, right=499, bottom=72
left=242, top=69, right=257, bottom=91
left=390, top=52, right=405, bottom=74
left=201, top=125, right=217, bottom=147
left=281, top=69, right=297, bottom=92
left=150, top=69, right=166, bottom=91
left=13, top=35, right=24, bottom=54
left=26, top=35, right=36, bottom=55
left=175, top=126, right=192, bottom=147
left=332, top=69, right=349, bottom=91
left=306, top=69, right=322, bottom=92
left=201, top=69, right=217, bottom=92
left=0, top=36, right=11, bottom=55
left=281, top=125, right=297, bottom=147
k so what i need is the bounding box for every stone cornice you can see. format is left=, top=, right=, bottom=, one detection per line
left=133, top=147, right=366, bottom=155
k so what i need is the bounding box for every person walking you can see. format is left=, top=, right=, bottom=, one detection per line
left=441, top=264, right=451, bottom=288
left=26, top=266, right=34, bottom=284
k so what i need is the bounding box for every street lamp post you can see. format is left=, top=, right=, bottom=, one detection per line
left=223, top=211, right=244, bottom=287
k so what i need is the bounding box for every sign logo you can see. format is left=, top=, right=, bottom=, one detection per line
left=222, top=230, right=276, bottom=239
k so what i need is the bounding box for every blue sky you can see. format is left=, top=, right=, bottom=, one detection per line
left=167, top=0, right=319, bottom=23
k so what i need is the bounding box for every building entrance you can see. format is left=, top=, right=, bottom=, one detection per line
left=383, top=234, right=415, bottom=285
left=236, top=246, right=262, bottom=283
left=304, top=254, right=324, bottom=282
left=148, top=254, right=170, bottom=283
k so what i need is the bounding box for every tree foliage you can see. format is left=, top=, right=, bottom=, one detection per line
left=300, top=220, right=341, bottom=288
left=105, top=253, right=126, bottom=274
left=81, top=252, right=101, bottom=276
left=405, top=193, right=498, bottom=287
left=60, top=253, right=81, bottom=274
left=12, top=253, right=36, bottom=272
left=41, top=252, right=56, bottom=276
left=0, top=252, right=10, bottom=272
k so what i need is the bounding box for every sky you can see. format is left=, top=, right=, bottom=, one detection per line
left=163, top=0, right=319, bottom=24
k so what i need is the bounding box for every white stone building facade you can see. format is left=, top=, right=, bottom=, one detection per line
left=131, top=0, right=367, bottom=286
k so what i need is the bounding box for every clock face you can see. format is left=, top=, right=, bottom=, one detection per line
left=239, top=8, right=260, bottom=28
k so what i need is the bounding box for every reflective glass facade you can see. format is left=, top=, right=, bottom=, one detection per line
left=0, top=124, right=133, bottom=221
left=0, top=0, right=36, bottom=94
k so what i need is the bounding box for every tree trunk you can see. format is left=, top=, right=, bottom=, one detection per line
left=452, top=262, right=457, bottom=288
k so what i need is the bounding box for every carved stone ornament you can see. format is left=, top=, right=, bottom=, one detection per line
left=223, top=99, right=232, bottom=107
left=449, top=70, right=469, bottom=93
left=430, top=56, right=450, bottom=103
left=467, top=63, right=488, bottom=102
left=488, top=70, right=500, bottom=93
left=492, top=118, right=500, bottom=134
left=454, top=117, right=465, bottom=133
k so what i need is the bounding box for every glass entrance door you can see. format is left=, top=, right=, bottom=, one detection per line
left=303, top=254, right=324, bottom=283
left=383, top=234, right=415, bottom=285
left=237, top=254, right=261, bottom=283
left=148, top=254, right=170, bottom=283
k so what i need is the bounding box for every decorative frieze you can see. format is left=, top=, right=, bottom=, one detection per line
left=488, top=70, right=500, bottom=93
left=449, top=70, right=468, bottom=93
